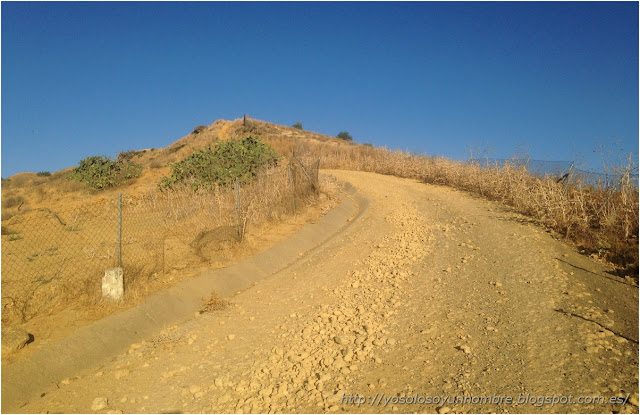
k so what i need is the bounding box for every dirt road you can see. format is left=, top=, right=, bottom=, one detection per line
left=8, top=171, right=639, bottom=414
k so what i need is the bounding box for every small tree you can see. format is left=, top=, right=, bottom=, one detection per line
left=292, top=122, right=303, bottom=130
left=337, top=131, right=353, bottom=141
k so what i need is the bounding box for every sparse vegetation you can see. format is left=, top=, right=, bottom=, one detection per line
left=36, top=171, right=51, bottom=177
left=71, top=155, right=142, bottom=190
left=337, top=131, right=353, bottom=141
left=1, top=225, right=19, bottom=235
left=160, top=136, right=279, bottom=191
left=166, top=144, right=186, bottom=154
left=192, top=125, right=207, bottom=135
left=2, top=195, right=24, bottom=209
left=200, top=291, right=229, bottom=313
left=311, top=144, right=638, bottom=274
left=117, top=150, right=145, bottom=162
left=292, top=122, right=303, bottom=130
left=149, top=159, right=164, bottom=169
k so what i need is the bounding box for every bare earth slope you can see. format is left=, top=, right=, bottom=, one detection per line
left=10, top=171, right=638, bottom=414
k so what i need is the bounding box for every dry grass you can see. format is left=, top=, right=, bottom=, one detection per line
left=2, top=116, right=635, bottom=332
left=200, top=291, right=229, bottom=313
left=1, top=158, right=327, bottom=326
left=212, top=118, right=637, bottom=275
left=265, top=140, right=637, bottom=276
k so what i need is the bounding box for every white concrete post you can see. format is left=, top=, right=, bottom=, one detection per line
left=102, top=267, right=124, bottom=301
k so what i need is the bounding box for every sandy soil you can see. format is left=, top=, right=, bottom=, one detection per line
left=7, top=170, right=638, bottom=414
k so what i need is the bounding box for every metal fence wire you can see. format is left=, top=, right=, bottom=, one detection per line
left=1, top=159, right=320, bottom=325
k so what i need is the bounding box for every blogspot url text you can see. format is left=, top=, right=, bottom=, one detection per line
left=340, top=393, right=631, bottom=408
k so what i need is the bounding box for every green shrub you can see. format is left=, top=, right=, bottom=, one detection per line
left=160, top=136, right=279, bottom=191
left=337, top=131, right=353, bottom=141
left=71, top=156, right=142, bottom=190
left=292, top=122, right=303, bottom=130
left=36, top=171, right=51, bottom=177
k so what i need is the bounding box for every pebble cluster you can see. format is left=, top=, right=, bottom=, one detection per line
left=206, top=204, right=432, bottom=413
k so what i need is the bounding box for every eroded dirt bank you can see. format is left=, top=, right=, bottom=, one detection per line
left=7, top=170, right=638, bottom=414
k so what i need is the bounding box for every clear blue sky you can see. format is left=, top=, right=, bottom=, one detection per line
left=2, top=1, right=638, bottom=177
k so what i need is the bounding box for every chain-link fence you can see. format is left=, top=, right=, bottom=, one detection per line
left=1, top=159, right=320, bottom=325
left=468, top=158, right=639, bottom=189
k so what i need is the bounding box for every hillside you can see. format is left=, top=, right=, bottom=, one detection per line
left=1, top=117, right=349, bottom=218
left=4, top=170, right=638, bottom=413
left=1, top=118, right=346, bottom=355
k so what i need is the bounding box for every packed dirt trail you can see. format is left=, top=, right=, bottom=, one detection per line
left=9, top=170, right=638, bottom=414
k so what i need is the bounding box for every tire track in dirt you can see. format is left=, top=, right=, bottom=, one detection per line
left=13, top=171, right=638, bottom=414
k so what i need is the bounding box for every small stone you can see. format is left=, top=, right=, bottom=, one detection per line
left=444, top=267, right=452, bottom=273
left=628, top=393, right=638, bottom=406
left=115, top=370, right=129, bottom=380
left=91, top=397, right=108, bottom=411
left=387, top=338, right=396, bottom=346
left=437, top=406, right=450, bottom=414
left=457, top=345, right=471, bottom=354
left=1, top=326, right=31, bottom=355
left=227, top=334, right=236, bottom=341
left=189, top=385, right=201, bottom=394
left=334, top=335, right=348, bottom=345
left=61, top=378, right=71, bottom=385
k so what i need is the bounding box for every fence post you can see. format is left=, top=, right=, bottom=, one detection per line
left=235, top=178, right=242, bottom=241
left=288, top=162, right=296, bottom=215
left=314, top=156, right=321, bottom=186
left=117, top=193, right=122, bottom=268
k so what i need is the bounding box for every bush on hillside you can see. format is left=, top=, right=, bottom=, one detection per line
left=160, top=136, right=279, bottom=191
left=292, top=122, right=303, bottom=130
left=192, top=125, right=207, bottom=135
left=36, top=171, right=51, bottom=177
left=72, top=156, right=142, bottom=190
left=337, top=131, right=353, bottom=141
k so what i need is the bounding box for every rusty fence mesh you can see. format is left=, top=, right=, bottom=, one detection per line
left=1, top=159, right=320, bottom=325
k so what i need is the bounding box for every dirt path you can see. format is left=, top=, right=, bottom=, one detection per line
left=8, top=171, right=638, bottom=414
